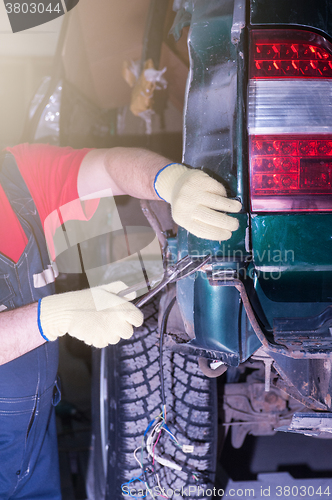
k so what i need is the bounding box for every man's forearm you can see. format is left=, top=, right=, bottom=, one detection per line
left=78, top=147, right=172, bottom=200
left=0, top=303, right=45, bottom=365
left=104, top=147, right=171, bottom=200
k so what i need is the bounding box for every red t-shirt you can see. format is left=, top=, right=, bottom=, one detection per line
left=0, top=143, right=93, bottom=262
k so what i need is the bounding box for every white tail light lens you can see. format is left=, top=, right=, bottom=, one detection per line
left=248, top=30, right=332, bottom=212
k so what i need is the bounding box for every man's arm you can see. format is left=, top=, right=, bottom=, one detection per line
left=0, top=147, right=165, bottom=366
left=77, top=146, right=242, bottom=241
left=0, top=283, right=143, bottom=366
left=77, top=147, right=169, bottom=200
left=1, top=146, right=241, bottom=366
left=0, top=303, right=45, bottom=365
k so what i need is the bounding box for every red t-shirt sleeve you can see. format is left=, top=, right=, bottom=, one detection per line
left=7, top=143, right=93, bottom=225
left=6, top=143, right=95, bottom=261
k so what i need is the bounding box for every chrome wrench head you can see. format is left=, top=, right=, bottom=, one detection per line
left=134, top=254, right=211, bottom=308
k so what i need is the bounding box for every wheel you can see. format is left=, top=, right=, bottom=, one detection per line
left=86, top=347, right=109, bottom=500
left=95, top=297, right=218, bottom=499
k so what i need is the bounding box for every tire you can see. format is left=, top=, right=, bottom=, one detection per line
left=86, top=347, right=109, bottom=500
left=103, top=297, right=218, bottom=499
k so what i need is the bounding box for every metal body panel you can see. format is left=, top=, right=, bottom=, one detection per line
left=271, top=352, right=332, bottom=410
left=250, top=0, right=332, bottom=39
left=248, top=1, right=332, bottom=333
left=252, top=276, right=332, bottom=330
left=174, top=0, right=259, bottom=362
left=192, top=271, right=261, bottom=365
left=251, top=214, right=332, bottom=302
left=173, top=0, right=332, bottom=381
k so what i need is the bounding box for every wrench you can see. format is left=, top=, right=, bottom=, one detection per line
left=118, top=254, right=211, bottom=307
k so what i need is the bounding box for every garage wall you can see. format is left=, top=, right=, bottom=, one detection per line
left=0, top=5, right=62, bottom=149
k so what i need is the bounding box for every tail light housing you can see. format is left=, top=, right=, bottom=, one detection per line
left=248, top=29, right=332, bottom=211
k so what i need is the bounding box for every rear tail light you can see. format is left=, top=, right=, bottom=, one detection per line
left=248, top=29, right=332, bottom=211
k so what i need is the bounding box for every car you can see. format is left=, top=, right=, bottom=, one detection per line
left=88, top=0, right=332, bottom=497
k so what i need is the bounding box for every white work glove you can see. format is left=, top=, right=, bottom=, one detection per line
left=154, top=163, right=242, bottom=241
left=37, top=282, right=144, bottom=348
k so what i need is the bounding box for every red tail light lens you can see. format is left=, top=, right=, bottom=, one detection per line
left=248, top=30, right=332, bottom=212
left=251, top=135, right=332, bottom=190
left=250, top=30, right=332, bottom=79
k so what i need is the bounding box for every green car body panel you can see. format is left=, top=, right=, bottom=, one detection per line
left=172, top=0, right=332, bottom=365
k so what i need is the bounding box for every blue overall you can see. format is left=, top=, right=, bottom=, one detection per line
left=0, top=153, right=61, bottom=499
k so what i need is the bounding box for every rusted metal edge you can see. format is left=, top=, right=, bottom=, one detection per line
left=211, top=277, right=332, bottom=360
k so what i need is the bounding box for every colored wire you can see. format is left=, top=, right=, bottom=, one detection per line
left=133, top=446, right=143, bottom=469
left=144, top=477, right=156, bottom=500
left=152, top=430, right=162, bottom=465
left=146, top=423, right=182, bottom=471
left=161, top=426, right=181, bottom=447
left=121, top=472, right=148, bottom=499
left=156, top=473, right=169, bottom=498
left=128, top=295, right=201, bottom=492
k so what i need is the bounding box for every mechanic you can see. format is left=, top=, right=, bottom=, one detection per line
left=0, top=143, right=241, bottom=499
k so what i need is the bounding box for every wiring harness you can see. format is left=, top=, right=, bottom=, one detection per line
left=121, top=297, right=202, bottom=499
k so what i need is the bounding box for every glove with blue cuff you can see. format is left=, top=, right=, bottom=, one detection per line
left=37, top=281, right=143, bottom=348
left=154, top=163, right=242, bottom=241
